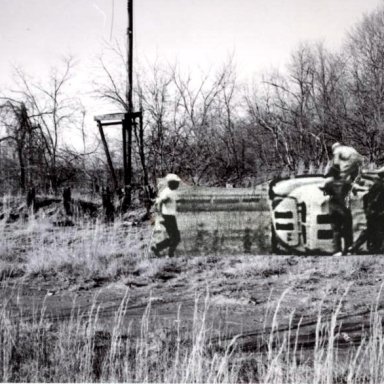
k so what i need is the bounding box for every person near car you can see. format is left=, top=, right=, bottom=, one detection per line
left=348, top=166, right=384, bottom=254
left=327, top=142, right=363, bottom=182
left=151, top=173, right=181, bottom=258
left=322, top=142, right=363, bottom=255
left=322, top=168, right=354, bottom=256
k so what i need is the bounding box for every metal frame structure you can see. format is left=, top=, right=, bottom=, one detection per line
left=94, top=111, right=142, bottom=208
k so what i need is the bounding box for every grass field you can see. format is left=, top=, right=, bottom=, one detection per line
left=1, top=193, right=384, bottom=382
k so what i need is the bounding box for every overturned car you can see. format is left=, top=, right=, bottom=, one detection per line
left=268, top=173, right=377, bottom=255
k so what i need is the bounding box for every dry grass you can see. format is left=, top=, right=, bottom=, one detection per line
left=0, top=289, right=241, bottom=382
left=2, top=200, right=384, bottom=382
left=0, top=213, right=152, bottom=282
left=1, top=282, right=384, bottom=382
left=253, top=284, right=384, bottom=384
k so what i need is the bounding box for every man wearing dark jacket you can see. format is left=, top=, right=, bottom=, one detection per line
left=323, top=170, right=353, bottom=255
left=348, top=167, right=384, bottom=254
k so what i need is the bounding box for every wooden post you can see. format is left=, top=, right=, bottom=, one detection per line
left=102, top=187, right=115, bottom=223
left=138, top=111, right=151, bottom=213
left=121, top=116, right=130, bottom=211
left=27, top=187, right=36, bottom=208
left=139, top=111, right=149, bottom=190
left=63, top=187, right=72, bottom=216
left=127, top=0, right=133, bottom=113
left=125, top=0, right=133, bottom=208
left=97, top=121, right=119, bottom=192
left=123, top=116, right=129, bottom=196
left=127, top=115, right=132, bottom=202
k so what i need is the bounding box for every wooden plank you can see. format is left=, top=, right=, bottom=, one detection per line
left=94, top=112, right=142, bottom=122
left=98, top=121, right=123, bottom=127
left=94, top=112, right=125, bottom=122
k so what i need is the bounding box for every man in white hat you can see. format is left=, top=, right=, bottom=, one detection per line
left=329, top=142, right=363, bottom=182
left=151, top=173, right=181, bottom=257
left=348, top=166, right=384, bottom=254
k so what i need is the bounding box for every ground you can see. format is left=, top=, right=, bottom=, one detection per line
left=2, top=251, right=384, bottom=352
left=1, top=196, right=384, bottom=382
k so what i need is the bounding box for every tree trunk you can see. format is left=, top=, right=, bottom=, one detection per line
left=17, top=145, right=26, bottom=193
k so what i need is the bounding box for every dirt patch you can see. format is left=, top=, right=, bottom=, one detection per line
left=2, top=254, right=384, bottom=357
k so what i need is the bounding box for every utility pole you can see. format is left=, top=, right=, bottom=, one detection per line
left=95, top=0, right=142, bottom=212
left=122, top=0, right=134, bottom=210
left=127, top=0, right=133, bottom=113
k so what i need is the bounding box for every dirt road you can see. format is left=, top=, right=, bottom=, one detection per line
left=2, top=254, right=383, bottom=355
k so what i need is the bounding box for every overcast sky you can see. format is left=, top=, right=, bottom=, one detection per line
left=0, top=0, right=383, bottom=123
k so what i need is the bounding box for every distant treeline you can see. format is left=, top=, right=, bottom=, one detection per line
left=1, top=6, right=384, bottom=195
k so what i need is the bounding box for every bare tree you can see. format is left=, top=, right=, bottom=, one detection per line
left=0, top=100, right=36, bottom=192
left=0, top=57, right=86, bottom=193
left=244, top=43, right=351, bottom=173
left=12, top=57, right=82, bottom=191
left=345, top=7, right=384, bottom=162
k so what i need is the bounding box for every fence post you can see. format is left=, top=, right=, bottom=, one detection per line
left=63, top=187, right=72, bottom=216
left=102, top=187, right=115, bottom=222
left=26, top=187, right=36, bottom=208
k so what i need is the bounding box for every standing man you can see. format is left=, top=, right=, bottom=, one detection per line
left=348, top=167, right=384, bottom=254
left=322, top=142, right=362, bottom=255
left=151, top=173, right=181, bottom=258
left=328, top=142, right=363, bottom=182
left=322, top=170, right=354, bottom=255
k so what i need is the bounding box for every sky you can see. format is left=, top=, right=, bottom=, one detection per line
left=0, top=0, right=383, bottom=137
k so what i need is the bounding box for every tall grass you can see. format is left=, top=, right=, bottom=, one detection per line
left=0, top=288, right=241, bottom=383
left=2, top=201, right=384, bottom=382
left=0, top=213, right=151, bottom=281
left=250, top=283, right=384, bottom=384
left=1, top=283, right=384, bottom=382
